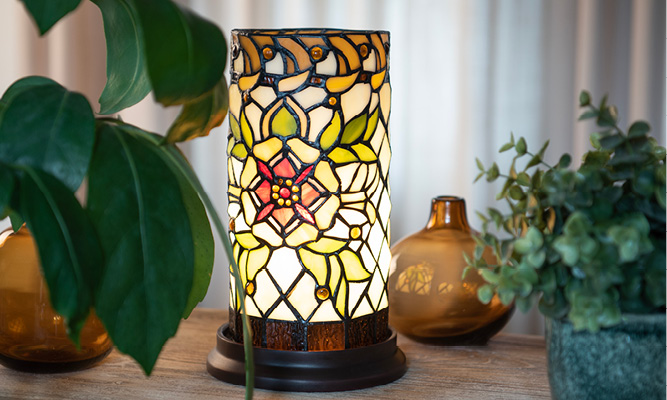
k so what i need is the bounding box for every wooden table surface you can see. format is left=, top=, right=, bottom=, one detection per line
left=0, top=309, right=551, bottom=399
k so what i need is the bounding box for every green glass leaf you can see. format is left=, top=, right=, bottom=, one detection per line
left=93, top=0, right=151, bottom=115
left=240, top=111, right=253, bottom=147
left=351, top=143, right=377, bottom=162
left=165, top=76, right=229, bottom=143
left=271, top=106, right=297, bottom=137
left=132, top=0, right=226, bottom=106
left=340, top=113, right=367, bottom=144
left=319, top=112, right=341, bottom=150
left=0, top=166, right=14, bottom=218
left=329, top=148, right=359, bottom=163
left=20, top=0, right=81, bottom=35
left=0, top=78, right=95, bottom=192
left=18, top=167, right=103, bottom=346
left=87, top=122, right=195, bottom=374
left=231, top=144, right=248, bottom=159
left=362, top=108, right=379, bottom=141
left=229, top=115, right=241, bottom=141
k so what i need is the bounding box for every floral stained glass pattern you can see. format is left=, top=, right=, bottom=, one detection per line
left=227, top=29, right=391, bottom=350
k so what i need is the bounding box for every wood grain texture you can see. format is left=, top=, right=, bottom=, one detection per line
left=0, top=309, right=550, bottom=399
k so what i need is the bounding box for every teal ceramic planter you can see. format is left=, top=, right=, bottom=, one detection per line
left=546, top=314, right=666, bottom=400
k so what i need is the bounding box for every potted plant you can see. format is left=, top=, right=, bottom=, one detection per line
left=0, top=0, right=253, bottom=394
left=467, top=92, right=665, bottom=399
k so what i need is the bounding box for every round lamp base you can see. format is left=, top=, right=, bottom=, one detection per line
left=207, top=324, right=407, bottom=392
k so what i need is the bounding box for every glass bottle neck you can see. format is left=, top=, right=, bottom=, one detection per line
left=425, top=196, right=470, bottom=231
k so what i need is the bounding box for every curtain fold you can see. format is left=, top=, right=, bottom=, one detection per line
left=1, top=0, right=663, bottom=334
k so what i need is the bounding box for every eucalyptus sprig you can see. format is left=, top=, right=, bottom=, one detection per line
left=1, top=1, right=254, bottom=395
left=466, top=91, right=666, bottom=332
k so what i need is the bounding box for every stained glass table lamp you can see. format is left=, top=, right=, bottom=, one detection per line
left=206, top=28, right=406, bottom=391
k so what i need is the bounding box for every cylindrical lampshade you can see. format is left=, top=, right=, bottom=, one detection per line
left=226, top=29, right=391, bottom=351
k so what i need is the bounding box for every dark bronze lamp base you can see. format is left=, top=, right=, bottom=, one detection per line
left=206, top=323, right=407, bottom=392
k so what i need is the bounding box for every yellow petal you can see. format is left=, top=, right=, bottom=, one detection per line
left=285, top=223, right=318, bottom=247
left=298, top=248, right=328, bottom=286
left=235, top=233, right=260, bottom=249
left=253, top=137, right=283, bottom=162
left=287, top=138, right=319, bottom=164
left=314, top=162, right=340, bottom=192
left=315, top=196, right=340, bottom=230
left=371, top=70, right=386, bottom=90
left=247, top=246, right=270, bottom=281
left=307, top=237, right=346, bottom=253
left=339, top=250, right=371, bottom=281
left=326, top=72, right=359, bottom=93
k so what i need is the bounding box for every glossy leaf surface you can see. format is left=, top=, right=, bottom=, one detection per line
left=132, top=0, right=226, bottom=106
left=0, top=78, right=95, bottom=192
left=94, top=0, right=151, bottom=115
left=87, top=122, right=194, bottom=374
left=20, top=0, right=81, bottom=35
left=19, top=167, right=103, bottom=345
left=164, top=76, right=228, bottom=143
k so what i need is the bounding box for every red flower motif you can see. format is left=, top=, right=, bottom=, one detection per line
left=254, top=158, right=320, bottom=228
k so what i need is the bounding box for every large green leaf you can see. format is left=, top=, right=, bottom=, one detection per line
left=20, top=0, right=81, bottom=35
left=0, top=165, right=14, bottom=218
left=93, top=0, right=151, bottom=115
left=164, top=76, right=229, bottom=143
left=87, top=122, right=194, bottom=374
left=18, top=167, right=103, bottom=345
left=0, top=78, right=95, bottom=192
left=0, top=76, right=59, bottom=103
left=131, top=0, right=226, bottom=106
left=126, top=127, right=214, bottom=318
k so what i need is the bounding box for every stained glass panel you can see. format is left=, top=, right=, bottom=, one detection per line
left=229, top=29, right=390, bottom=351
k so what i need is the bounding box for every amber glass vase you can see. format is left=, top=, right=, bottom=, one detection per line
left=0, top=227, right=112, bottom=372
left=388, top=196, right=513, bottom=345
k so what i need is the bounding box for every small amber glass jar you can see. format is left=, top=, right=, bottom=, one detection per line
left=388, top=196, right=513, bottom=345
left=0, top=227, right=112, bottom=372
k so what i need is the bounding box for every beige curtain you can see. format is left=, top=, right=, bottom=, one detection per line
left=1, top=0, right=664, bottom=335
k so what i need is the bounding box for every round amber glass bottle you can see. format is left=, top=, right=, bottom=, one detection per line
left=388, top=196, right=513, bottom=345
left=0, top=227, right=112, bottom=372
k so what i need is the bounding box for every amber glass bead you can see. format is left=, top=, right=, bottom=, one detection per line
left=262, top=47, right=274, bottom=59
left=310, top=46, right=323, bottom=60
left=0, top=227, right=113, bottom=372
left=316, top=287, right=330, bottom=300
left=388, top=196, right=513, bottom=345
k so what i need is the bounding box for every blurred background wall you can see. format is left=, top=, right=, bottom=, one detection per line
left=0, top=0, right=664, bottom=335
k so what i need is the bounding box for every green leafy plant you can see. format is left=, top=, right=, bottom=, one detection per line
left=467, top=91, right=666, bottom=332
left=0, top=0, right=253, bottom=395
